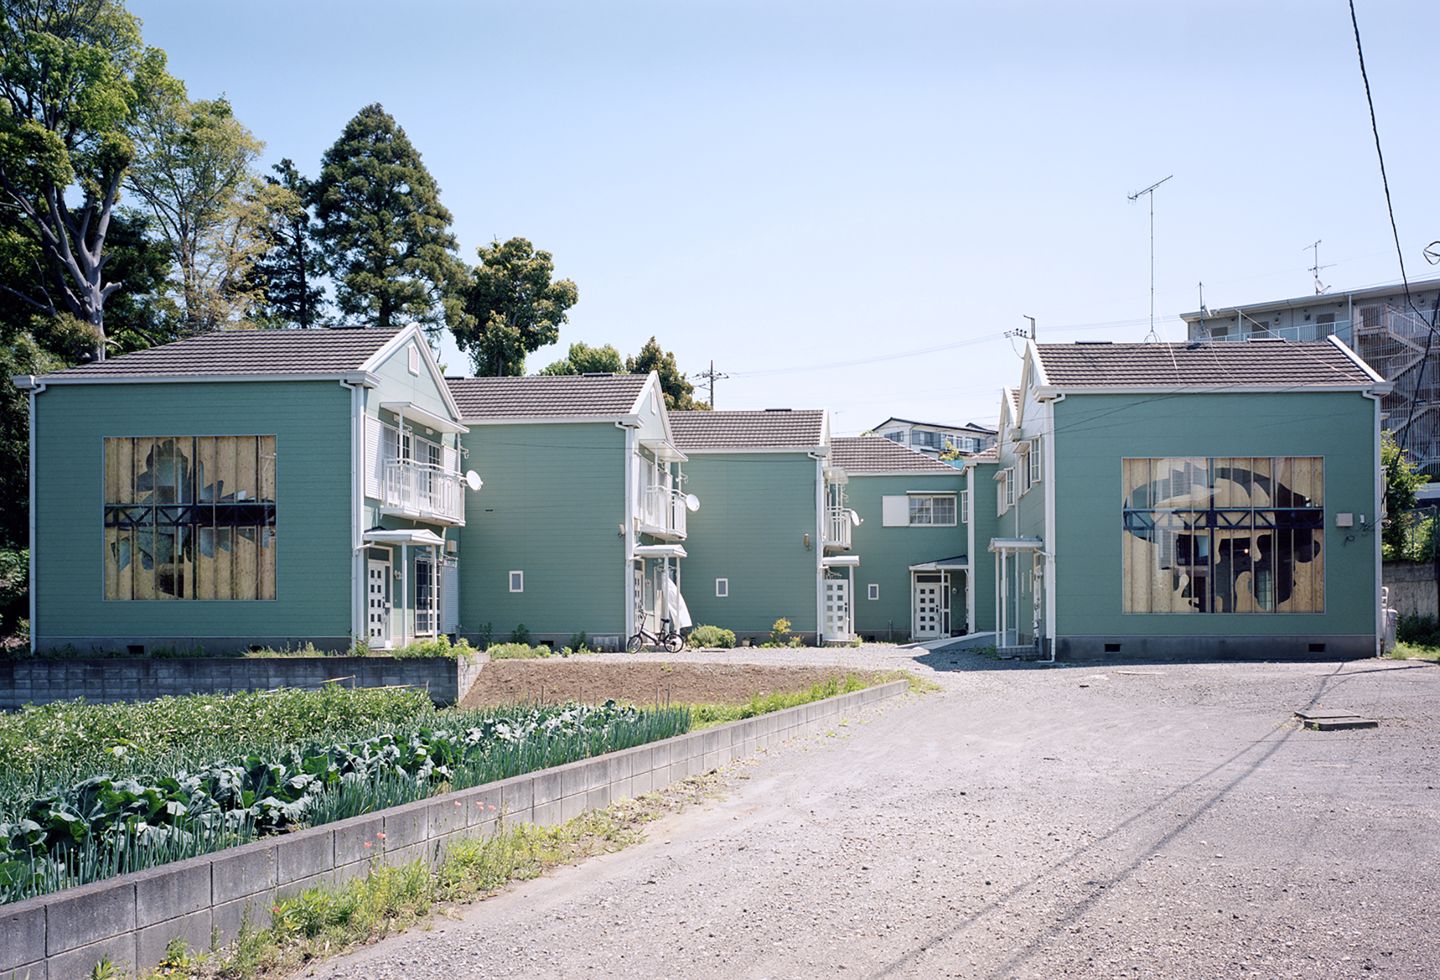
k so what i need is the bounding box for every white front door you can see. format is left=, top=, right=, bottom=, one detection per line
left=913, top=576, right=944, bottom=639
left=823, top=578, right=852, bottom=641
left=367, top=558, right=391, bottom=647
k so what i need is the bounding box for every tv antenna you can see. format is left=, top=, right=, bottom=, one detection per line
left=695, top=360, right=728, bottom=409
left=1304, top=239, right=1335, bottom=293
left=1128, top=174, right=1173, bottom=342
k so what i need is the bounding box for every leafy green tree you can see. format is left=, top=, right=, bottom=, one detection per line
left=1383, top=430, right=1429, bottom=559
left=248, top=159, right=324, bottom=328
left=456, top=237, right=578, bottom=376
left=310, top=104, right=467, bottom=340
left=127, top=95, right=266, bottom=332
left=540, top=341, right=624, bottom=376
left=0, top=0, right=175, bottom=360
left=627, top=337, right=702, bottom=410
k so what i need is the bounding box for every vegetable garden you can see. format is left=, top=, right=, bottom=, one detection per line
left=0, top=686, right=689, bottom=905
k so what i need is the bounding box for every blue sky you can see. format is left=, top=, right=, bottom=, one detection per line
left=131, top=0, right=1439, bottom=434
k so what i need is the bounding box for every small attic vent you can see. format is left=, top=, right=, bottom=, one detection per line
left=580, top=372, right=615, bottom=377
left=1246, top=337, right=1289, bottom=343
left=1074, top=340, right=1113, bottom=345
left=764, top=408, right=792, bottom=412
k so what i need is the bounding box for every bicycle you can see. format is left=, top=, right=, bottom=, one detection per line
left=627, top=617, right=685, bottom=653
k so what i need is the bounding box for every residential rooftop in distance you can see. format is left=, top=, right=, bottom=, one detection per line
left=445, top=373, right=650, bottom=420
left=830, top=435, right=962, bottom=474
left=1032, top=337, right=1383, bottom=390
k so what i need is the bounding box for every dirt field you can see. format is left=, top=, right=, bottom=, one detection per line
left=459, top=658, right=884, bottom=708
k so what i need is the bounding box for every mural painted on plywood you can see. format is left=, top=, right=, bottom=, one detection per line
left=1121, top=457, right=1324, bottom=614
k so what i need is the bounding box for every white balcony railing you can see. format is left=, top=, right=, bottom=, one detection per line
left=824, top=507, right=855, bottom=550
left=639, top=485, right=687, bottom=539
left=383, top=459, right=465, bottom=525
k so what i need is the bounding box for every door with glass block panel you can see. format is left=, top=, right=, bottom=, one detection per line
left=823, top=577, right=852, bottom=641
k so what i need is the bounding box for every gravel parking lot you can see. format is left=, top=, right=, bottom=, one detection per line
left=310, top=648, right=1440, bottom=979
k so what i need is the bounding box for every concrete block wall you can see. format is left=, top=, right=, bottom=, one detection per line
left=0, top=679, right=905, bottom=978
left=0, top=654, right=487, bottom=710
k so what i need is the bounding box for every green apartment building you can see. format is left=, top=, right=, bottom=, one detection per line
left=829, top=437, right=969, bottom=642
left=15, top=326, right=477, bottom=654
left=669, top=409, right=845, bottom=643
left=974, top=338, right=1388, bottom=660
left=445, top=372, right=690, bottom=650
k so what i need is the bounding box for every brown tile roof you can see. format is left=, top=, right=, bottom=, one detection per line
left=670, top=410, right=826, bottom=451
left=1034, top=340, right=1379, bottom=388
left=445, top=373, right=649, bottom=419
left=830, top=436, right=961, bottom=474
left=968, top=446, right=999, bottom=463
left=42, top=328, right=400, bottom=378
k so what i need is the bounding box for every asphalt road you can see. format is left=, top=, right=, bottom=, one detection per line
left=307, top=651, right=1440, bottom=979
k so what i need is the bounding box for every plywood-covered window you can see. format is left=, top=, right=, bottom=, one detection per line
left=104, top=436, right=277, bottom=601
left=1121, top=456, right=1323, bottom=614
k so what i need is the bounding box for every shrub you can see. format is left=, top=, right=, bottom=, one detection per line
left=1397, top=613, right=1440, bottom=647
left=484, top=643, right=555, bottom=661
left=476, top=622, right=494, bottom=650
left=388, top=636, right=478, bottom=661
left=509, top=624, right=532, bottom=645
left=568, top=632, right=591, bottom=653
left=687, top=625, right=736, bottom=649
left=762, top=618, right=796, bottom=648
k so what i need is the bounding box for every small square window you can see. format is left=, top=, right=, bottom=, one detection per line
left=715, top=577, right=729, bottom=598
left=867, top=583, right=880, bottom=600
left=508, top=570, right=524, bottom=593
left=408, top=344, right=420, bottom=375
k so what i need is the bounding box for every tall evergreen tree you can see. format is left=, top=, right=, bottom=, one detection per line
left=249, top=159, right=324, bottom=327
left=310, top=104, right=467, bottom=340
left=455, top=237, right=578, bottom=376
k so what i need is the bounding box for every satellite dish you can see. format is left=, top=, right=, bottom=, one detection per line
left=464, top=470, right=483, bottom=492
left=849, top=510, right=863, bottom=527
left=684, top=493, right=701, bottom=513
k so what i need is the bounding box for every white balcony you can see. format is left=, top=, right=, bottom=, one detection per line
left=638, top=485, right=688, bottom=540
left=824, top=507, right=856, bottom=551
left=381, top=459, right=465, bottom=526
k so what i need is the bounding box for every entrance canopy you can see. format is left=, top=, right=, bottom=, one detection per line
left=988, top=537, right=1043, bottom=552
left=365, top=528, right=446, bottom=547
left=633, top=543, right=688, bottom=559
left=821, top=555, right=861, bottom=568
left=379, top=401, right=467, bottom=435
left=909, top=554, right=969, bottom=572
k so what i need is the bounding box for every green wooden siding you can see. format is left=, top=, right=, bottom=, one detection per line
left=455, top=423, right=626, bottom=641
left=1052, top=391, right=1378, bottom=640
left=367, top=336, right=450, bottom=419
left=32, top=381, right=352, bottom=651
left=966, top=460, right=999, bottom=634
left=680, top=452, right=819, bottom=636
left=846, top=472, right=967, bottom=640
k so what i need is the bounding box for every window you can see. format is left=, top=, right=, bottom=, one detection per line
left=508, top=570, right=524, bottom=593
left=407, top=343, right=420, bottom=375
left=1029, top=438, right=1042, bottom=485
left=960, top=489, right=970, bottom=524
left=1121, top=457, right=1324, bottom=614
left=715, top=577, right=729, bottom=598
left=867, top=583, right=880, bottom=600
left=104, top=436, right=276, bottom=600
left=912, top=430, right=943, bottom=450
left=1017, top=447, right=1031, bottom=496
left=883, top=431, right=905, bottom=444
left=997, top=470, right=1010, bottom=516
left=908, top=494, right=957, bottom=526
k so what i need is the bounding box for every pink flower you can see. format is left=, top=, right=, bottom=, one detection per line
left=363, top=841, right=372, bottom=849
left=376, top=832, right=387, bottom=840
left=454, top=800, right=462, bottom=808
left=487, top=804, right=497, bottom=812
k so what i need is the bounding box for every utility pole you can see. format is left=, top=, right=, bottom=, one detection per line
left=1128, top=174, right=1173, bottom=341
left=695, top=360, right=728, bottom=409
